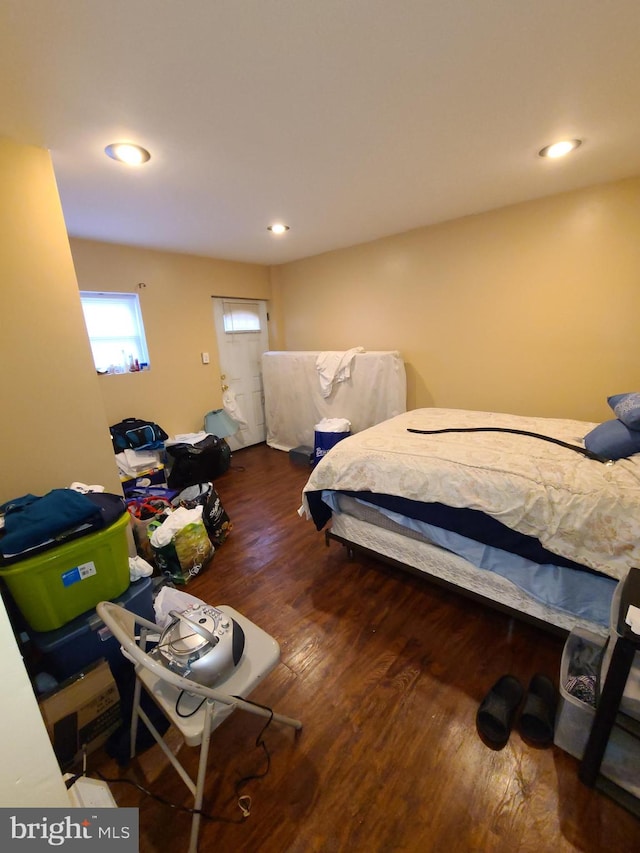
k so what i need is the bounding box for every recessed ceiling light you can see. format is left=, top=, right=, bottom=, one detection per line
left=538, top=139, right=582, bottom=159
left=267, top=223, right=290, bottom=235
left=105, top=142, right=151, bottom=165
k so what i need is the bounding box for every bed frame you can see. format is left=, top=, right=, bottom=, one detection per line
left=324, top=513, right=610, bottom=639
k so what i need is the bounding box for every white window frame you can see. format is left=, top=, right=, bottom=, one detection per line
left=221, top=298, right=263, bottom=334
left=80, top=291, right=150, bottom=374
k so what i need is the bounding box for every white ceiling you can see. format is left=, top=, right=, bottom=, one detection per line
left=2, top=1, right=639, bottom=265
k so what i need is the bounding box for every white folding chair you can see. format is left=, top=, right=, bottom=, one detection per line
left=97, top=601, right=301, bottom=853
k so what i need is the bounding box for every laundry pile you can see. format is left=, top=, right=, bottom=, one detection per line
left=0, top=489, right=123, bottom=562
left=111, top=416, right=233, bottom=585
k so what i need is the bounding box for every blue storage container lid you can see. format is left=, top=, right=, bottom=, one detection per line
left=29, top=577, right=153, bottom=653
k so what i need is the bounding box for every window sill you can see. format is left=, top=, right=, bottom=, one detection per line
left=97, top=368, right=150, bottom=376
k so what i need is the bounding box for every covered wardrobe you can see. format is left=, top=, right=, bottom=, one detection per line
left=262, top=350, right=407, bottom=451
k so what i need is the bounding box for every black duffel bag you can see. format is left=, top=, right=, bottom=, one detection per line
left=165, top=435, right=231, bottom=488
left=110, top=417, right=168, bottom=453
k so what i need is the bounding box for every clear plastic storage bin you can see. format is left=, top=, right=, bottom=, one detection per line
left=554, top=626, right=640, bottom=798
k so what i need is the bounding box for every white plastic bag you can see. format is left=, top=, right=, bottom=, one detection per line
left=314, top=417, right=351, bottom=433
left=149, top=505, right=203, bottom=548
left=153, top=585, right=207, bottom=628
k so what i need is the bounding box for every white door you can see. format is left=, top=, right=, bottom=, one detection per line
left=212, top=297, right=270, bottom=451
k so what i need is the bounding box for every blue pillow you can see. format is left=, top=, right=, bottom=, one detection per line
left=584, top=419, right=640, bottom=460
left=607, top=393, right=640, bottom=430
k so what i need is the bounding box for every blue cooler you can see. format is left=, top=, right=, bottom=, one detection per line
left=29, top=577, right=155, bottom=680
left=314, top=418, right=351, bottom=465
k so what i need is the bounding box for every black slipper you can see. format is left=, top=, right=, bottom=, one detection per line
left=519, top=674, right=557, bottom=747
left=476, top=675, right=524, bottom=746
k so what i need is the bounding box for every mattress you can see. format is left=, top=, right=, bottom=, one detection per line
left=262, top=350, right=406, bottom=451
left=328, top=511, right=610, bottom=636
left=300, top=407, right=640, bottom=634
left=302, top=408, right=640, bottom=580
left=331, top=493, right=615, bottom=630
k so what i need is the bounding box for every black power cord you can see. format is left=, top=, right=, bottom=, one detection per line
left=407, top=425, right=613, bottom=464
left=93, top=770, right=249, bottom=824
left=92, top=696, right=275, bottom=824
left=175, top=688, right=206, bottom=718
left=231, top=697, right=274, bottom=816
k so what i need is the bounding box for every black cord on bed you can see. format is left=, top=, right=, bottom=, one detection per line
left=406, top=426, right=613, bottom=464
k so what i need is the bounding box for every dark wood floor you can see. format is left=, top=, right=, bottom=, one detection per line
left=91, top=443, right=639, bottom=852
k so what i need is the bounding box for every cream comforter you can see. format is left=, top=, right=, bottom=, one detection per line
left=302, top=408, right=640, bottom=581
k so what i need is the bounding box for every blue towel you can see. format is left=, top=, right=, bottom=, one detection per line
left=1, top=489, right=103, bottom=557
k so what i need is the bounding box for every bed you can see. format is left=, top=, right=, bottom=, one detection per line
left=300, top=408, right=640, bottom=637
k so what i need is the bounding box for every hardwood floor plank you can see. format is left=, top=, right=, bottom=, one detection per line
left=90, top=443, right=638, bottom=852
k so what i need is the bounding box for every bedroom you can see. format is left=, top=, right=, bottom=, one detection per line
left=2, top=2, right=640, bottom=849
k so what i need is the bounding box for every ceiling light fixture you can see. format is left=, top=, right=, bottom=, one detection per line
left=538, top=139, right=582, bottom=159
left=105, top=142, right=151, bottom=165
left=267, top=223, right=290, bottom=235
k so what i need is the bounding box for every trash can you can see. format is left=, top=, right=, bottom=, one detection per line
left=313, top=418, right=351, bottom=465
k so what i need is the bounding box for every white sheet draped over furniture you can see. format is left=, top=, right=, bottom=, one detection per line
left=262, top=350, right=407, bottom=451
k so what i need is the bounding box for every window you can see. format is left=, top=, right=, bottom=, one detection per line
left=221, top=299, right=262, bottom=334
left=80, top=292, right=150, bottom=373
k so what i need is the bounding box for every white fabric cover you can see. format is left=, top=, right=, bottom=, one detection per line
left=262, top=350, right=406, bottom=451
left=302, top=408, right=640, bottom=581
left=315, top=347, right=364, bottom=397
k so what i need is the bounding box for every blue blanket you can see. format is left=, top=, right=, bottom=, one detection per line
left=0, top=489, right=103, bottom=557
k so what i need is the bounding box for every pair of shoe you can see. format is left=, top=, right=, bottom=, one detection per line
left=476, top=673, right=557, bottom=748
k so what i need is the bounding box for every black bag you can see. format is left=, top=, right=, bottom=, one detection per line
left=171, top=483, right=232, bottom=546
left=203, top=486, right=232, bottom=546
left=165, top=435, right=231, bottom=488
left=109, top=417, right=168, bottom=453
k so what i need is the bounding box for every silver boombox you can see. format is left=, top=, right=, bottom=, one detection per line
left=153, top=604, right=245, bottom=686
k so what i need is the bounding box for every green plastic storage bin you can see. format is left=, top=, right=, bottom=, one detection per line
left=0, top=512, right=130, bottom=632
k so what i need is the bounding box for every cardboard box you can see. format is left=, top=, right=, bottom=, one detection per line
left=39, top=659, right=121, bottom=770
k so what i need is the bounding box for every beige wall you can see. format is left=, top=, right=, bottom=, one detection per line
left=271, top=177, right=640, bottom=423
left=69, top=239, right=271, bottom=437
left=4, top=142, right=638, bottom=488
left=1, top=141, right=638, bottom=807
left=0, top=139, right=121, bottom=502
left=0, top=137, right=118, bottom=806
